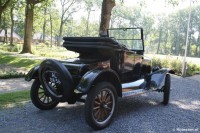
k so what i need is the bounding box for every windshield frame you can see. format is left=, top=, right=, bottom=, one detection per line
left=107, top=28, right=144, bottom=52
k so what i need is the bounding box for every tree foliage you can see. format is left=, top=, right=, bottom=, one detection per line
left=1, top=0, right=200, bottom=57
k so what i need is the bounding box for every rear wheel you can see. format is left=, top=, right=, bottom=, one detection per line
left=39, top=59, right=73, bottom=102
left=30, top=79, right=59, bottom=110
left=162, top=74, right=171, bottom=105
left=85, top=82, right=118, bottom=130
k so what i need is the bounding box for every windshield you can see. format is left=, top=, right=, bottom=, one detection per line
left=107, top=28, right=144, bottom=51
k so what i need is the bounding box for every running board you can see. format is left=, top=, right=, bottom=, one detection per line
left=122, top=89, right=148, bottom=97
left=122, top=79, right=148, bottom=97
left=122, top=79, right=145, bottom=89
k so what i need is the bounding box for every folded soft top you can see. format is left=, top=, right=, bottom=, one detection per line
left=63, top=37, right=121, bottom=59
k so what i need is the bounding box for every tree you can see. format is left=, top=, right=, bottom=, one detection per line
left=21, top=0, right=45, bottom=54
left=10, top=0, right=18, bottom=46
left=57, top=0, right=80, bottom=46
left=0, top=0, right=11, bottom=27
left=48, top=7, right=60, bottom=46
left=10, top=4, right=14, bottom=45
left=1, top=10, right=10, bottom=44
left=42, top=6, right=47, bottom=43
left=99, top=0, right=115, bottom=36
left=84, top=0, right=95, bottom=36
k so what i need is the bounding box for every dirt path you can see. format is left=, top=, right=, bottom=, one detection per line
left=0, top=78, right=33, bottom=93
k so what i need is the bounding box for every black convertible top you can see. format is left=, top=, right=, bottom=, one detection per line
left=63, top=37, right=121, bottom=59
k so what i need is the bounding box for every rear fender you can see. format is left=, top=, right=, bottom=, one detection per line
left=76, top=68, right=122, bottom=97
left=25, top=66, right=39, bottom=81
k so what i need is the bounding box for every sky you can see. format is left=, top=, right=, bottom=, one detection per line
left=56, top=0, right=200, bottom=22
left=123, top=0, right=197, bottom=14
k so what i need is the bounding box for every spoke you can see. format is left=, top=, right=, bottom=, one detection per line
left=97, top=94, right=102, bottom=102
left=47, top=97, right=49, bottom=103
left=93, top=106, right=100, bottom=110
left=43, top=96, right=46, bottom=103
left=100, top=109, right=105, bottom=120
left=38, top=91, right=44, bottom=94
left=97, top=109, right=102, bottom=121
left=103, top=91, right=109, bottom=102
left=105, top=106, right=112, bottom=111
left=106, top=101, right=112, bottom=105
left=52, top=84, right=57, bottom=88
left=39, top=94, right=45, bottom=99
left=49, top=97, right=53, bottom=102
left=94, top=100, right=101, bottom=105
left=94, top=109, right=100, bottom=119
left=103, top=109, right=108, bottom=117
left=100, top=91, right=103, bottom=102
left=105, top=95, right=111, bottom=103
left=39, top=86, right=44, bottom=90
left=101, top=91, right=105, bottom=101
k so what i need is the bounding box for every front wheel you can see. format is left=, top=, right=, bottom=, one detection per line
left=30, top=79, right=59, bottom=110
left=162, top=74, right=171, bottom=105
left=85, top=82, right=118, bottom=130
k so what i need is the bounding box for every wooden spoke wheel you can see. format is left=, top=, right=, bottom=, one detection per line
left=93, top=89, right=114, bottom=123
left=85, top=82, right=118, bottom=130
left=30, top=79, right=59, bottom=110
left=41, top=69, right=63, bottom=98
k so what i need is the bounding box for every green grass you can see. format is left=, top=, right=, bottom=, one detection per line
left=0, top=43, right=78, bottom=60
left=32, top=45, right=78, bottom=59
left=0, top=90, right=30, bottom=110
left=0, top=53, right=41, bottom=70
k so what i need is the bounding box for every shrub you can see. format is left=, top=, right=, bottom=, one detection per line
left=152, top=58, right=162, bottom=68
left=152, top=57, right=200, bottom=76
left=0, top=70, right=26, bottom=79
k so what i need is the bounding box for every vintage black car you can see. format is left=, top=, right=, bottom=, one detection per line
left=25, top=28, right=173, bottom=130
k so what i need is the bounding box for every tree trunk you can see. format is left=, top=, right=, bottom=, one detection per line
left=86, top=10, right=91, bottom=36
left=49, top=13, right=53, bottom=47
left=174, top=31, right=179, bottom=55
left=99, top=0, right=115, bottom=36
left=187, top=32, right=192, bottom=56
left=4, top=29, right=8, bottom=44
left=0, top=0, right=12, bottom=27
left=58, top=21, right=64, bottom=46
left=156, top=28, right=162, bottom=54
left=164, top=32, right=169, bottom=54
left=0, top=12, right=2, bottom=27
left=21, top=2, right=34, bottom=53
left=10, top=5, right=14, bottom=46
left=42, top=7, right=47, bottom=43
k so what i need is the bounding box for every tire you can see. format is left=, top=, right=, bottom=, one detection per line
left=85, top=82, right=118, bottom=130
left=163, top=74, right=171, bottom=105
left=30, top=79, right=59, bottom=110
left=39, top=59, right=73, bottom=102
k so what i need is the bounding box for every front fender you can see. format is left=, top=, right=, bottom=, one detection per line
left=25, top=66, right=39, bottom=81
left=76, top=68, right=122, bottom=96
left=148, top=68, right=174, bottom=89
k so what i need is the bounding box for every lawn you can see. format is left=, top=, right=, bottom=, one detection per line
left=0, top=43, right=78, bottom=79
left=0, top=53, right=41, bottom=78
left=0, top=53, right=41, bottom=70
left=0, top=43, right=78, bottom=60
left=0, top=90, right=30, bottom=110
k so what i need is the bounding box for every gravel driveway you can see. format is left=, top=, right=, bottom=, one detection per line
left=0, top=75, right=199, bottom=133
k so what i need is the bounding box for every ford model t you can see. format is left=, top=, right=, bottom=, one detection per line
left=25, top=28, right=173, bottom=130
